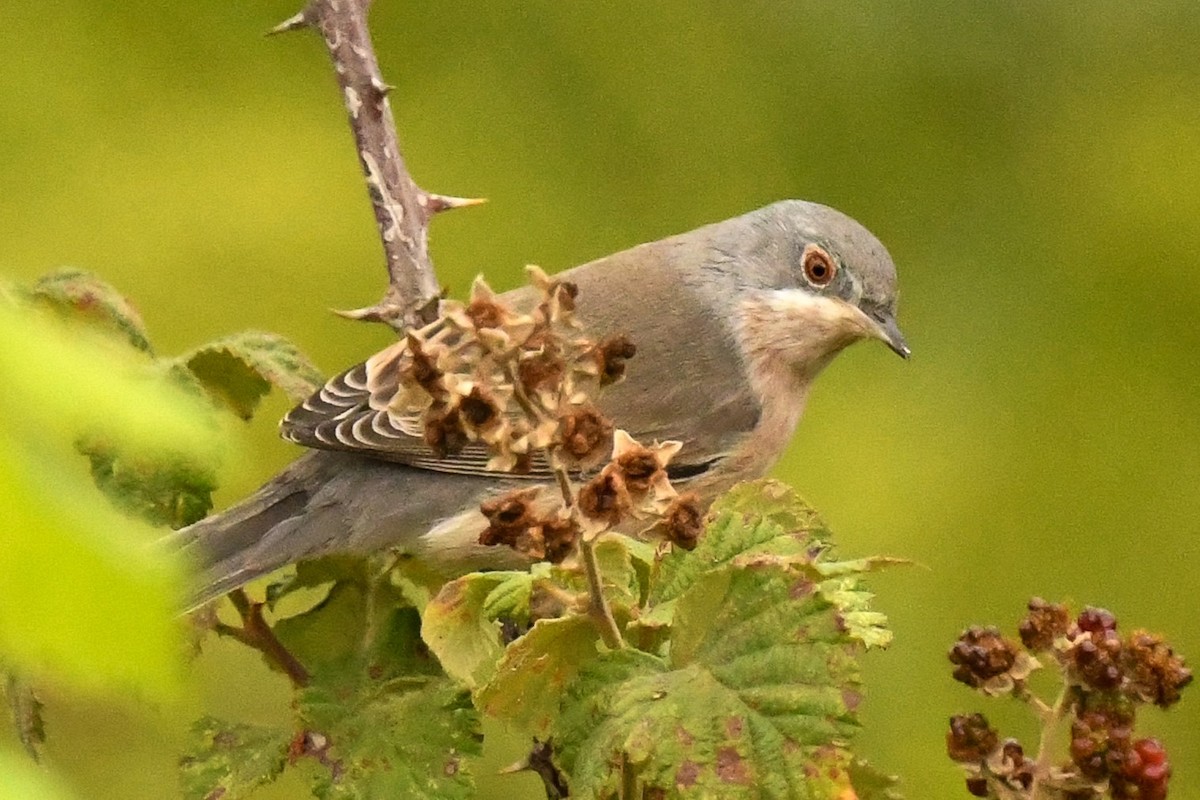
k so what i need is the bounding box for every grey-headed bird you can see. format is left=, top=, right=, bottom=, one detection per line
left=181, top=200, right=908, bottom=604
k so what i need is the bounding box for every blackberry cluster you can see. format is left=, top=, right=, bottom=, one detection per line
left=946, top=599, right=1190, bottom=798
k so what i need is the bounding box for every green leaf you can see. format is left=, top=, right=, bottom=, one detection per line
left=651, top=479, right=828, bottom=605
left=0, top=303, right=218, bottom=460
left=847, top=757, right=905, bottom=799
left=76, top=435, right=218, bottom=528
left=556, top=559, right=873, bottom=799
left=29, top=269, right=153, bottom=354
left=299, top=679, right=479, bottom=800
left=422, top=572, right=532, bottom=690
left=176, top=331, right=322, bottom=419
left=179, top=717, right=290, bottom=800
left=476, top=615, right=602, bottom=736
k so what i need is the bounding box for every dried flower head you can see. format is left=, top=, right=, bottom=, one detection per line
left=578, top=471, right=631, bottom=527
left=558, top=405, right=613, bottom=466
left=590, top=335, right=638, bottom=386
left=657, top=492, right=703, bottom=550
left=478, top=488, right=580, bottom=563
left=424, top=403, right=468, bottom=457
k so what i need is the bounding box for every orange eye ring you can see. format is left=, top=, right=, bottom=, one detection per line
left=802, top=245, right=837, bottom=287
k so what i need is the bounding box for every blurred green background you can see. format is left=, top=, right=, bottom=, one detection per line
left=3, top=1, right=1199, bottom=797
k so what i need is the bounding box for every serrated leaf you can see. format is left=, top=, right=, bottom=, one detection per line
left=77, top=436, right=218, bottom=528
left=177, top=331, right=322, bottom=419
left=272, top=577, right=439, bottom=686
left=556, top=562, right=869, bottom=799
left=29, top=269, right=153, bottom=354
left=847, top=757, right=905, bottom=799
left=299, top=679, right=479, bottom=800
left=651, top=480, right=827, bottom=605
left=476, top=615, right=602, bottom=735
left=179, top=717, right=290, bottom=800
left=423, top=572, right=532, bottom=690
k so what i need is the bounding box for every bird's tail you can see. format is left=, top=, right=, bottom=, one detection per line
left=171, top=452, right=323, bottom=609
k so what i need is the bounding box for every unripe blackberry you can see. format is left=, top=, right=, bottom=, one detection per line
left=1019, top=597, right=1070, bottom=651
left=947, top=713, right=998, bottom=763
left=1110, top=738, right=1170, bottom=800
left=1125, top=630, right=1193, bottom=708
left=949, top=627, right=1018, bottom=688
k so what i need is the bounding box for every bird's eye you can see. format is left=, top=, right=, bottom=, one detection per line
left=801, top=245, right=837, bottom=287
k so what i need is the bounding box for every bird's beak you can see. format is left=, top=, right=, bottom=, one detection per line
left=870, top=311, right=911, bottom=359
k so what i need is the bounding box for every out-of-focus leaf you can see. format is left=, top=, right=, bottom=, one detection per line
left=423, top=571, right=532, bottom=690
left=475, top=615, right=601, bottom=736
left=299, top=679, right=479, bottom=800
left=179, top=717, right=290, bottom=800
left=0, top=304, right=208, bottom=697
left=0, top=444, right=184, bottom=697
left=29, top=269, right=153, bottom=354
left=176, top=331, right=322, bottom=419
left=0, top=304, right=218, bottom=460
left=0, top=750, right=74, bottom=800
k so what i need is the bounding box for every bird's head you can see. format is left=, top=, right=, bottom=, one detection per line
left=713, top=200, right=908, bottom=378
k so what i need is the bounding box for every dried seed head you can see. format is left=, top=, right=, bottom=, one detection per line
left=578, top=471, right=631, bottom=527
left=1072, top=629, right=1125, bottom=691
left=424, top=403, right=468, bottom=457
left=403, top=333, right=444, bottom=393
left=615, top=447, right=661, bottom=494
left=591, top=334, right=637, bottom=386
left=460, top=386, right=502, bottom=432
left=478, top=489, right=579, bottom=563
left=660, top=492, right=703, bottom=550
left=517, top=347, right=566, bottom=395
left=1071, top=708, right=1134, bottom=781
left=558, top=405, right=613, bottom=465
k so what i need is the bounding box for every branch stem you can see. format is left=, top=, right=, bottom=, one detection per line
left=579, top=532, right=625, bottom=651
left=1027, top=680, right=1073, bottom=799
left=219, top=589, right=311, bottom=688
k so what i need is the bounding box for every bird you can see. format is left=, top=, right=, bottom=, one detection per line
left=179, top=199, right=908, bottom=605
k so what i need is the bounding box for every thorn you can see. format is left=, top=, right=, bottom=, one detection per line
left=266, top=10, right=311, bottom=37
left=369, top=76, right=395, bottom=97
left=426, top=194, right=488, bottom=214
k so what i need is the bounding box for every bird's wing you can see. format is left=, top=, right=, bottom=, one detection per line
left=282, top=233, right=762, bottom=480
left=281, top=352, right=557, bottom=479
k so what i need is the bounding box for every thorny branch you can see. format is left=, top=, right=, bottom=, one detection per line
left=270, top=0, right=483, bottom=330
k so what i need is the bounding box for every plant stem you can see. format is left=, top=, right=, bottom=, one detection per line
left=1027, top=679, right=1073, bottom=799
left=218, top=589, right=311, bottom=688
left=579, top=532, right=625, bottom=650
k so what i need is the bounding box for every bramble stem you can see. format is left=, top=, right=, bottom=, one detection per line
left=217, top=590, right=310, bottom=688
left=270, top=0, right=481, bottom=329
left=579, top=532, right=625, bottom=650
left=1027, top=679, right=1072, bottom=799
